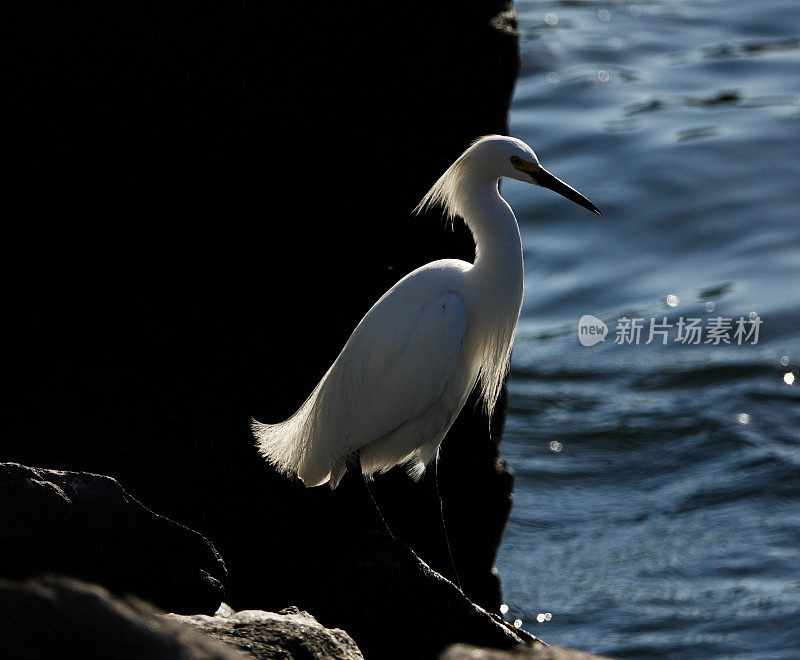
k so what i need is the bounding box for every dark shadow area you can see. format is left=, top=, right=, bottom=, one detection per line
left=1, top=0, right=519, bottom=612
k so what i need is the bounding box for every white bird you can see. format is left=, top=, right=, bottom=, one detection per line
left=253, top=135, right=601, bottom=488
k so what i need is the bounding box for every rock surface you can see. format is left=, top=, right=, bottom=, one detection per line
left=0, top=575, right=246, bottom=659
left=0, top=463, right=226, bottom=615
left=440, top=643, right=610, bottom=660
left=172, top=604, right=364, bottom=659
left=311, top=531, right=536, bottom=660
left=2, top=0, right=519, bottom=613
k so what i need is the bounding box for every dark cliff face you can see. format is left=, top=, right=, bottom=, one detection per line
left=1, top=1, right=519, bottom=612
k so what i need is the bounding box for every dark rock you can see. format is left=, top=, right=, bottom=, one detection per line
left=172, top=604, right=364, bottom=659
left=0, top=575, right=246, bottom=659
left=0, top=463, right=226, bottom=615
left=1, top=0, right=519, bottom=613
left=311, top=531, right=535, bottom=660
left=440, top=643, right=610, bottom=660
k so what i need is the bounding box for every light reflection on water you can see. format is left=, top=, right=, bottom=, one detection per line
left=497, top=0, right=800, bottom=657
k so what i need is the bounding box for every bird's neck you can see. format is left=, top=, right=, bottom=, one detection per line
left=459, top=172, right=524, bottom=299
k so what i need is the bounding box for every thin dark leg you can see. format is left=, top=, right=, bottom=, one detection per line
left=435, top=455, right=462, bottom=591
left=363, top=471, right=394, bottom=538
left=350, top=452, right=394, bottom=538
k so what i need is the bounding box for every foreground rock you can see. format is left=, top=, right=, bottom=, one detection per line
left=440, top=642, right=610, bottom=660
left=172, top=605, right=363, bottom=659
left=0, top=463, right=226, bottom=614
left=312, top=531, right=536, bottom=660
left=0, top=545, right=603, bottom=660
left=3, top=0, right=519, bottom=613
left=0, top=575, right=245, bottom=659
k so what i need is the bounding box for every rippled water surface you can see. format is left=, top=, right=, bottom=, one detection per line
left=496, top=0, right=800, bottom=657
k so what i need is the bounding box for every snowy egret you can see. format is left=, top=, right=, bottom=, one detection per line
left=253, top=135, right=601, bottom=488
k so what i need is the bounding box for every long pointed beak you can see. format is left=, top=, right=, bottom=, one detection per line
left=524, top=164, right=603, bottom=216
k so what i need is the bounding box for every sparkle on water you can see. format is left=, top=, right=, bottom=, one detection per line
left=736, top=413, right=750, bottom=425
left=783, top=372, right=795, bottom=386
left=665, top=294, right=679, bottom=307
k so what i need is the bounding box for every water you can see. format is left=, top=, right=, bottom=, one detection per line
left=496, top=0, right=800, bottom=657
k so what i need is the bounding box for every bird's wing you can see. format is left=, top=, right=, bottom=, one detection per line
left=316, top=288, right=468, bottom=457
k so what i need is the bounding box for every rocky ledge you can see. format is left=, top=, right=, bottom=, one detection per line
left=0, top=574, right=606, bottom=660
left=311, top=531, right=535, bottom=659
left=0, top=461, right=607, bottom=658
left=171, top=605, right=363, bottom=659
left=0, top=460, right=604, bottom=658
left=0, top=463, right=226, bottom=615
left=0, top=462, right=535, bottom=658
left=0, top=576, right=242, bottom=659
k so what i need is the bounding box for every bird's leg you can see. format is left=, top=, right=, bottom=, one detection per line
left=363, top=472, right=395, bottom=539
left=350, top=452, right=394, bottom=538
left=435, top=453, right=463, bottom=592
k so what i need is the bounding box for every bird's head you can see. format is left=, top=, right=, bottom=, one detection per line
left=414, top=135, right=602, bottom=221
left=471, top=135, right=603, bottom=216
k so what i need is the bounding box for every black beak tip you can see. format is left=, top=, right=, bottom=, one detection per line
left=594, top=208, right=603, bottom=217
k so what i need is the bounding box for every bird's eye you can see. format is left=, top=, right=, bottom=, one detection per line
left=510, top=156, right=523, bottom=166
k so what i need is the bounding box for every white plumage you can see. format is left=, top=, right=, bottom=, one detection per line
left=252, top=135, right=601, bottom=488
